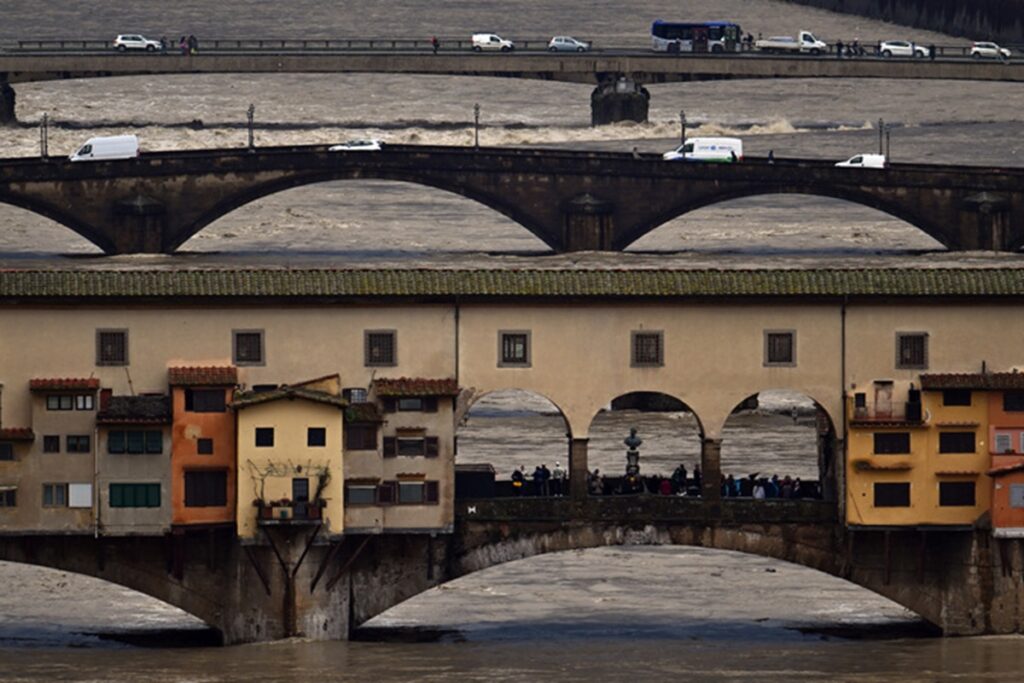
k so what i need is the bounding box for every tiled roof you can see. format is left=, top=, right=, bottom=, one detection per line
left=3, top=268, right=1024, bottom=299
left=345, top=403, right=384, bottom=423
left=97, top=395, right=172, bottom=425
left=168, top=366, right=238, bottom=386
left=0, top=428, right=34, bottom=441
left=29, top=378, right=100, bottom=392
left=231, top=386, right=347, bottom=410
left=921, top=373, right=1024, bottom=390
left=989, top=462, right=1024, bottom=477
left=373, top=378, right=460, bottom=397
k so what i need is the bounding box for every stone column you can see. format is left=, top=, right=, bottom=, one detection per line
left=569, top=437, right=589, bottom=500
left=590, top=77, right=649, bottom=125
left=701, top=437, right=722, bottom=501
left=960, top=192, right=1011, bottom=251
left=0, top=83, right=15, bottom=126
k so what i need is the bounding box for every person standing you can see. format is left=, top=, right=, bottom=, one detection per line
left=188, top=34, right=198, bottom=55
left=511, top=466, right=525, bottom=495
left=835, top=39, right=843, bottom=59
left=692, top=464, right=702, bottom=494
left=551, top=462, right=566, bottom=496
left=431, top=36, right=439, bottom=54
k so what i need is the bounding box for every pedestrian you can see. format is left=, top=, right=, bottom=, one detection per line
left=511, top=466, right=525, bottom=495
left=768, top=149, right=775, bottom=164
left=835, top=39, right=843, bottom=59
left=781, top=475, right=793, bottom=499
left=160, top=36, right=168, bottom=54
left=588, top=468, right=604, bottom=495
left=793, top=477, right=804, bottom=500
left=671, top=463, right=687, bottom=493
left=740, top=473, right=755, bottom=497
left=179, top=36, right=188, bottom=55
left=730, top=150, right=738, bottom=163
left=431, top=36, right=439, bottom=54
left=692, top=464, right=702, bottom=494
left=723, top=474, right=736, bottom=497
left=188, top=34, right=198, bottom=55
left=753, top=479, right=766, bottom=500
left=552, top=461, right=566, bottom=496
left=532, top=465, right=545, bottom=496
left=659, top=477, right=673, bottom=496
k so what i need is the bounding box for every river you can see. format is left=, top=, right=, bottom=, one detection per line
left=1, top=0, right=1024, bottom=680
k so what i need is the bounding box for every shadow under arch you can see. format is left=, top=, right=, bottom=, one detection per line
left=0, top=193, right=111, bottom=253
left=617, top=185, right=952, bottom=252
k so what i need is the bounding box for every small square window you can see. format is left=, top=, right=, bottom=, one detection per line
left=75, top=395, right=95, bottom=411
left=1004, top=392, right=1024, bottom=412
left=307, top=427, right=326, bottom=447
left=0, top=490, right=15, bottom=507
left=895, top=332, right=928, bottom=370
left=66, top=435, right=91, bottom=453
left=43, top=435, right=60, bottom=453
left=764, top=330, right=795, bottom=366
left=942, top=389, right=971, bottom=407
left=498, top=331, right=531, bottom=367
left=874, top=482, right=910, bottom=507
left=97, top=329, right=128, bottom=366
left=233, top=330, right=265, bottom=366
left=42, top=483, right=68, bottom=507
left=631, top=331, right=664, bottom=367
left=365, top=330, right=397, bottom=367
left=197, top=438, right=214, bottom=455
left=255, top=427, right=274, bottom=447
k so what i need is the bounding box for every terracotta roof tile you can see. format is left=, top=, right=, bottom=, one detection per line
left=921, top=373, right=1024, bottom=390
left=373, top=378, right=460, bottom=397
left=97, top=395, right=171, bottom=425
left=29, top=378, right=100, bottom=392
left=231, top=386, right=347, bottom=410
left=0, top=428, right=34, bottom=441
left=168, top=366, right=238, bottom=386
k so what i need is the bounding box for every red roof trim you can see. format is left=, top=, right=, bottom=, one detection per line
left=168, top=366, right=238, bottom=386
left=0, top=428, right=34, bottom=441
left=29, top=378, right=100, bottom=392
left=373, top=377, right=460, bottom=397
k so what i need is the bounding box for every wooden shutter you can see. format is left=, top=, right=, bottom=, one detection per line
left=425, top=436, right=439, bottom=458
left=376, top=482, right=396, bottom=504
left=423, top=397, right=438, bottom=413
left=381, top=397, right=397, bottom=413
left=382, top=437, right=397, bottom=457
left=425, top=481, right=439, bottom=504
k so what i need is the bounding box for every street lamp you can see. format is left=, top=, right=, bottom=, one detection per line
left=680, top=109, right=686, bottom=145
left=39, top=113, right=48, bottom=158
left=885, top=127, right=891, bottom=162
left=877, top=117, right=884, bottom=155
left=473, top=103, right=481, bottom=149
left=247, top=103, right=255, bottom=152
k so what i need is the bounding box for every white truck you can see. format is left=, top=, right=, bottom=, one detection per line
left=754, top=31, right=827, bottom=55
left=69, top=135, right=140, bottom=162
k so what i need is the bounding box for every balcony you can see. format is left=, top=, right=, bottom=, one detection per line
left=850, top=401, right=924, bottom=427
left=255, top=499, right=325, bottom=526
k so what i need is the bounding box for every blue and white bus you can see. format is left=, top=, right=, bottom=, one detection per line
left=651, top=20, right=743, bottom=53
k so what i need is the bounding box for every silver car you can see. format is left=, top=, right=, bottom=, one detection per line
left=548, top=36, right=589, bottom=52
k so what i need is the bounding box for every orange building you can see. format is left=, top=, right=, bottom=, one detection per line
left=980, top=374, right=1024, bottom=537
left=168, top=366, right=239, bottom=528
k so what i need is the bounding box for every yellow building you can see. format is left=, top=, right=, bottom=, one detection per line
left=233, top=384, right=346, bottom=540
left=846, top=377, right=990, bottom=526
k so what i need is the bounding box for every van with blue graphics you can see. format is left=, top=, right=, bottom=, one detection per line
left=663, top=137, right=743, bottom=162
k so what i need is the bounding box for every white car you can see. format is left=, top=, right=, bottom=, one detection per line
left=970, top=41, right=1011, bottom=60
left=879, top=40, right=927, bottom=58
left=835, top=153, right=886, bottom=169
left=113, top=34, right=161, bottom=52
left=471, top=33, right=515, bottom=52
left=328, top=139, right=383, bottom=152
left=548, top=36, right=589, bottom=52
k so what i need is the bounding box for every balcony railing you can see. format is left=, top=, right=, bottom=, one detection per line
left=255, top=500, right=324, bottom=525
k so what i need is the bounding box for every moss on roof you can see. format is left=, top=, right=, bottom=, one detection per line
left=2, top=268, right=1024, bottom=299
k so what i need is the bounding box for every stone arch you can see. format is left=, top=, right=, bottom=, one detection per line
left=0, top=193, right=115, bottom=253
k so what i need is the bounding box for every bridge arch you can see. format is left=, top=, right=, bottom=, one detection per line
left=0, top=193, right=115, bottom=253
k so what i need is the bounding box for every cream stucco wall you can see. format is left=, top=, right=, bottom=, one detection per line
left=97, top=426, right=172, bottom=535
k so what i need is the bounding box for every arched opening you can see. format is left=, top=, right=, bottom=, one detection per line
left=586, top=392, right=704, bottom=496
left=627, top=194, right=946, bottom=254
left=0, top=201, right=103, bottom=256
left=720, top=389, right=837, bottom=500
left=179, top=179, right=550, bottom=256
left=0, top=560, right=215, bottom=647
left=455, top=389, right=571, bottom=497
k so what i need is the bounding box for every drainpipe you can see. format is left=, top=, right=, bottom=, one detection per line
left=839, top=296, right=848, bottom=521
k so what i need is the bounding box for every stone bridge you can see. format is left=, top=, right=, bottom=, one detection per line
left=1, top=497, right=1021, bottom=644
left=1, top=144, right=1022, bottom=254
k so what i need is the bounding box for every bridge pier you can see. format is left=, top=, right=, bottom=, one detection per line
left=958, top=192, right=1014, bottom=250
left=0, top=83, right=15, bottom=126
left=564, top=194, right=614, bottom=250
left=111, top=195, right=169, bottom=253
left=569, top=437, right=590, bottom=499
left=700, top=438, right=722, bottom=501
left=590, top=77, right=649, bottom=126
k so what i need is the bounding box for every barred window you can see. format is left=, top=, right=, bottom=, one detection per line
left=233, top=330, right=264, bottom=366
left=365, top=330, right=397, bottom=367
left=896, top=332, right=928, bottom=370
left=764, top=331, right=795, bottom=365
left=499, top=331, right=530, bottom=367
left=109, top=483, right=160, bottom=508
left=97, top=330, right=128, bottom=366
left=631, top=331, right=664, bottom=367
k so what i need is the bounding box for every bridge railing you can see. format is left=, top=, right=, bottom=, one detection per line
left=8, top=37, right=580, bottom=52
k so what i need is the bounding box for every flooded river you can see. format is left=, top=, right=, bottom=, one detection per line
left=2, top=0, right=1024, bottom=679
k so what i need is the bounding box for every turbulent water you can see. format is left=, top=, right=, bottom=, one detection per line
left=2, top=1, right=1024, bottom=679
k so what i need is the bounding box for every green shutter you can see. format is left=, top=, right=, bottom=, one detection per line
left=108, top=431, right=125, bottom=454
left=146, top=484, right=161, bottom=507
left=145, top=431, right=163, bottom=454
left=110, top=484, right=124, bottom=507
left=127, top=431, right=145, bottom=454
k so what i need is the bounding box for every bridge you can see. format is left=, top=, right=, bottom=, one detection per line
left=1, top=143, right=1021, bottom=254
left=0, top=496, right=1013, bottom=643
left=2, top=48, right=1022, bottom=124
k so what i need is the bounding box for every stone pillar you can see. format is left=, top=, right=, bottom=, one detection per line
left=111, top=195, right=168, bottom=253
left=701, top=437, right=722, bottom=501
left=590, top=77, right=649, bottom=125
left=959, top=192, right=1011, bottom=250
left=563, top=193, right=613, bottom=251
left=0, top=83, right=15, bottom=126
left=569, top=437, right=589, bottom=500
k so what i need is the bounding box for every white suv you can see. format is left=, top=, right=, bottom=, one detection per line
left=113, top=34, right=161, bottom=52
left=471, top=33, right=515, bottom=52
left=970, top=42, right=1011, bottom=60
left=878, top=40, right=927, bottom=58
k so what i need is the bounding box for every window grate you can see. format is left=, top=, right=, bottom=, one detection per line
left=97, top=330, right=128, bottom=366
left=365, top=331, right=397, bottom=366
left=631, top=331, right=663, bottom=367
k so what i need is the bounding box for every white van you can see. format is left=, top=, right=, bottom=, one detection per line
left=471, top=33, right=515, bottom=52
left=69, top=135, right=140, bottom=162
left=663, top=137, right=743, bottom=163
left=835, top=153, right=886, bottom=168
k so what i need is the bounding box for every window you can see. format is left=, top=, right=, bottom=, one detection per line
left=0, top=489, right=15, bottom=507
left=895, top=332, right=928, bottom=370
left=398, top=437, right=426, bottom=456
left=255, top=427, right=274, bottom=447
left=184, top=471, right=227, bottom=507
left=75, top=395, right=95, bottom=411
left=365, top=330, right=397, bottom=367
left=939, top=432, right=975, bottom=454
left=66, top=435, right=91, bottom=453
left=939, top=481, right=976, bottom=507
left=346, top=424, right=377, bottom=451
left=43, top=436, right=60, bottom=453
left=97, top=329, right=128, bottom=366
left=873, top=432, right=910, bottom=454
left=398, top=398, right=424, bottom=411
left=107, top=430, right=162, bottom=455
left=1010, top=484, right=1024, bottom=509
left=764, top=330, right=795, bottom=366
left=499, top=331, right=531, bottom=367
left=874, top=482, right=910, bottom=507
left=942, top=389, right=972, bottom=407
left=68, top=483, right=92, bottom=508
left=379, top=481, right=439, bottom=505
left=398, top=481, right=425, bottom=504
left=343, top=387, right=368, bottom=403
left=1004, top=392, right=1024, bottom=412
left=42, top=483, right=68, bottom=507
left=307, top=427, right=326, bottom=447
left=631, top=331, right=664, bottom=367
left=185, top=389, right=226, bottom=413
left=0, top=443, right=12, bottom=461
left=109, top=483, right=161, bottom=508
left=197, top=438, right=214, bottom=455
left=384, top=436, right=439, bottom=458
left=995, top=433, right=1014, bottom=454
left=46, top=395, right=73, bottom=411
left=233, top=330, right=265, bottom=366
left=292, top=478, right=310, bottom=502
left=345, top=484, right=377, bottom=505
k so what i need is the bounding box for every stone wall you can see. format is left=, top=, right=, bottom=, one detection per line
left=785, top=0, right=1024, bottom=43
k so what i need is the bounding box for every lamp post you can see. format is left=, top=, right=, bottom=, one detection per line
left=247, top=103, right=255, bottom=152
left=680, top=109, right=686, bottom=145
left=473, top=103, right=480, bottom=149
left=877, top=117, right=884, bottom=155
left=40, top=113, right=48, bottom=158
left=885, top=127, right=891, bottom=162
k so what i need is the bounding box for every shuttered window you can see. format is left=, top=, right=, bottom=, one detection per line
left=873, top=432, right=910, bottom=454
left=109, top=483, right=161, bottom=508
left=938, top=432, right=975, bottom=454
left=939, top=481, right=975, bottom=507
left=345, top=424, right=377, bottom=451
left=184, top=470, right=228, bottom=507
left=874, top=482, right=910, bottom=507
